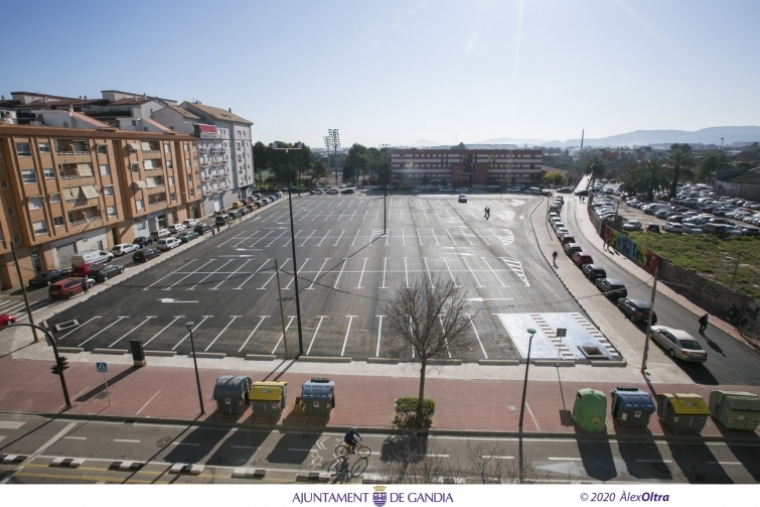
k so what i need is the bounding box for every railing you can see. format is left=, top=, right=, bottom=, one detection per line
left=149, top=200, right=167, bottom=207
left=55, top=151, right=74, bottom=155
left=142, top=149, right=160, bottom=153
left=145, top=165, right=163, bottom=171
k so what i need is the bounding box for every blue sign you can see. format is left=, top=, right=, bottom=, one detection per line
left=96, top=362, right=108, bottom=373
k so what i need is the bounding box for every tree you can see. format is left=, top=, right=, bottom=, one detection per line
left=623, top=158, right=672, bottom=201
left=667, top=143, right=694, bottom=198
left=345, top=143, right=371, bottom=184
left=252, top=141, right=268, bottom=187
left=541, top=171, right=566, bottom=186
left=313, top=160, right=328, bottom=185
left=695, top=154, right=720, bottom=183
left=584, top=157, right=606, bottom=190
left=451, top=142, right=466, bottom=150
left=385, top=274, right=471, bottom=426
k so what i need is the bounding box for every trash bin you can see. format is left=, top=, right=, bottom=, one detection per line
left=709, top=390, right=760, bottom=431
left=571, top=388, right=607, bottom=432
left=249, top=381, right=287, bottom=419
left=656, top=393, right=710, bottom=433
left=301, top=378, right=335, bottom=417
left=610, top=386, right=656, bottom=428
left=212, top=375, right=252, bottom=414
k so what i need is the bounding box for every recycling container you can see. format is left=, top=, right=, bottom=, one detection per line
left=610, top=386, right=656, bottom=428
left=301, top=378, right=335, bottom=417
left=571, top=388, right=607, bottom=432
left=212, top=375, right=252, bottom=414
left=709, top=390, right=760, bottom=431
left=656, top=393, right=710, bottom=433
left=249, top=381, right=288, bottom=419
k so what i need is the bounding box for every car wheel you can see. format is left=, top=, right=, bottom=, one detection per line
left=47, top=280, right=52, bottom=286
left=66, top=292, right=73, bottom=299
left=120, top=268, right=124, bottom=274
left=669, top=349, right=676, bottom=359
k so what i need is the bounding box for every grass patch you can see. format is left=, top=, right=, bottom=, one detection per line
left=628, top=232, right=760, bottom=299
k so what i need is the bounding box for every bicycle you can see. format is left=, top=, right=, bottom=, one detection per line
left=335, top=442, right=371, bottom=458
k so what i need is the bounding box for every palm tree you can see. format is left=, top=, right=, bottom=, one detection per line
left=667, top=144, right=694, bottom=198
left=585, top=157, right=606, bottom=191
left=626, top=158, right=672, bottom=201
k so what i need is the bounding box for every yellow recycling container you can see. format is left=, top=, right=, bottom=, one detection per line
left=249, top=381, right=288, bottom=420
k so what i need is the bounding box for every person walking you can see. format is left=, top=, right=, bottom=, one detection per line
left=552, top=251, right=558, bottom=267
left=80, top=279, right=89, bottom=295
left=698, top=313, right=709, bottom=334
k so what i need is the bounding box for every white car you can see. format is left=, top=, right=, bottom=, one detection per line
left=156, top=238, right=182, bottom=250
left=650, top=326, right=707, bottom=363
left=327, top=188, right=340, bottom=195
left=662, top=222, right=685, bottom=233
left=111, top=243, right=139, bottom=256
left=183, top=219, right=199, bottom=228
left=311, top=188, right=324, bottom=195
left=169, top=223, right=187, bottom=233
left=622, top=220, right=642, bottom=231
left=458, top=194, right=467, bottom=203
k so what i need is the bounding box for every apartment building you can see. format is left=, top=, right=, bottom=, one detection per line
left=391, top=148, right=543, bottom=187
left=0, top=113, right=201, bottom=289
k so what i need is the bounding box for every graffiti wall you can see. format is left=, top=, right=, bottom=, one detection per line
left=602, top=225, right=661, bottom=274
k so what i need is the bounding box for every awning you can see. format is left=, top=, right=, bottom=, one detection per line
left=63, top=187, right=82, bottom=201
left=141, top=142, right=152, bottom=152
left=76, top=163, right=93, bottom=177
left=132, top=181, right=147, bottom=190
left=128, top=143, right=139, bottom=151
left=144, top=159, right=154, bottom=170
left=81, top=185, right=98, bottom=199
left=145, top=177, right=156, bottom=189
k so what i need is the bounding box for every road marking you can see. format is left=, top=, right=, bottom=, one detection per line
left=172, top=316, right=212, bottom=350
left=271, top=316, right=295, bottom=354
left=481, top=257, right=507, bottom=287
left=417, top=229, right=423, bottom=245
left=500, top=257, right=530, bottom=287
left=281, top=230, right=301, bottom=247
left=204, top=316, right=242, bottom=351
left=248, top=230, right=274, bottom=247
left=401, top=228, right=406, bottom=245
left=170, top=442, right=200, bottom=446
left=165, top=259, right=216, bottom=290
left=211, top=259, right=252, bottom=290
left=306, top=316, right=328, bottom=355
left=0, top=421, right=26, bottom=430
left=526, top=402, right=540, bottom=431
left=232, top=445, right=258, bottom=450
left=482, top=455, right=513, bottom=460
left=461, top=257, right=483, bottom=287
left=311, top=211, right=322, bottom=222
left=403, top=257, right=409, bottom=287
left=707, top=461, right=742, bottom=465
left=341, top=316, right=358, bottom=356
left=0, top=421, right=79, bottom=484
left=376, top=315, right=384, bottom=357
left=317, top=230, right=331, bottom=247
left=468, top=314, right=488, bottom=359
left=238, top=316, right=269, bottom=353
left=108, top=316, right=156, bottom=348
left=57, top=316, right=101, bottom=341
left=284, top=258, right=309, bottom=290
left=548, top=457, right=582, bottom=461
left=333, top=259, right=348, bottom=289
left=636, top=459, right=673, bottom=463
left=235, top=259, right=271, bottom=290
left=316, top=436, right=329, bottom=450
left=333, top=230, right=345, bottom=246
left=64, top=436, right=87, bottom=440
left=78, top=316, right=128, bottom=347
left=114, top=439, right=141, bottom=444
left=144, top=259, right=198, bottom=290
left=323, top=210, right=334, bottom=222
left=136, top=390, right=161, bottom=415
left=258, top=259, right=290, bottom=290
left=350, top=229, right=361, bottom=246
left=446, top=228, right=457, bottom=246
left=299, top=230, right=317, bottom=247
left=355, top=258, right=369, bottom=289
left=350, top=208, right=357, bottom=220
left=381, top=258, right=388, bottom=289
left=442, top=257, right=457, bottom=286
left=188, top=259, right=233, bottom=290
left=308, top=258, right=331, bottom=289
left=157, top=298, right=198, bottom=303
left=143, top=316, right=183, bottom=346
left=0, top=436, right=4, bottom=443
left=431, top=228, right=440, bottom=245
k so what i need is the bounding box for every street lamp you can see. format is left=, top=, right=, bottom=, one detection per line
left=518, top=327, right=536, bottom=484
left=324, top=136, right=332, bottom=188
left=269, top=142, right=305, bottom=356
left=185, top=321, right=205, bottom=415
left=380, top=144, right=391, bottom=235
left=328, top=129, right=340, bottom=185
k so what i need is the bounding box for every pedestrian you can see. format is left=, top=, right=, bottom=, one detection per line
left=486, top=207, right=490, bottom=219
left=698, top=313, right=709, bottom=334
left=81, top=279, right=89, bottom=295
left=552, top=251, right=558, bottom=266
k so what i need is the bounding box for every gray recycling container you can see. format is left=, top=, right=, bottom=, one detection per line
left=610, top=386, right=655, bottom=428
left=212, top=375, right=252, bottom=414
left=301, top=378, right=335, bottom=417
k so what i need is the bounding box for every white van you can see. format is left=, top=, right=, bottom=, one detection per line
left=644, top=203, right=671, bottom=215
left=151, top=228, right=171, bottom=239
left=71, top=250, right=114, bottom=267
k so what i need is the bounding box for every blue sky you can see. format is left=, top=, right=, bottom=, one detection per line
left=3, top=0, right=759, bottom=147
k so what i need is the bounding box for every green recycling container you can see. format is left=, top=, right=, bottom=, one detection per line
left=709, top=391, right=760, bottom=431
left=571, top=388, right=607, bottom=432
left=656, top=393, right=710, bottom=433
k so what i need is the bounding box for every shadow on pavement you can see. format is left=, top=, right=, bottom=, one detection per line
left=614, top=423, right=673, bottom=480
left=575, top=430, right=617, bottom=481
left=205, top=427, right=273, bottom=467
left=162, top=425, right=231, bottom=465
left=715, top=422, right=760, bottom=482
left=665, top=437, right=733, bottom=483
left=700, top=332, right=726, bottom=357
left=267, top=431, right=324, bottom=465
left=379, top=431, right=428, bottom=465
left=74, top=366, right=141, bottom=401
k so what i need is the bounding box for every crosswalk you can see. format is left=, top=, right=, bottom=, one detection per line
left=0, top=298, right=27, bottom=319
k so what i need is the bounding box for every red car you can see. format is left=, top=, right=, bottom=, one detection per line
left=559, top=234, right=576, bottom=245
left=70, top=263, right=104, bottom=278
left=571, top=252, right=594, bottom=268
left=0, top=314, right=16, bottom=326
left=48, top=277, right=94, bottom=300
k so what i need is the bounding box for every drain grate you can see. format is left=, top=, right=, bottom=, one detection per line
left=54, top=320, right=80, bottom=332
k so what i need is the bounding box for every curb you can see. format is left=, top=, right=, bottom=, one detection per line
left=366, top=358, right=399, bottom=364
left=245, top=354, right=276, bottom=361
left=92, top=348, right=127, bottom=355
left=477, top=359, right=518, bottom=366
left=298, top=356, right=352, bottom=363
left=194, top=352, right=225, bottom=359
left=145, top=350, right=177, bottom=357
left=535, top=360, right=575, bottom=367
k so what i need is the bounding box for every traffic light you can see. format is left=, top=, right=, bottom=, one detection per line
left=51, top=356, right=69, bottom=376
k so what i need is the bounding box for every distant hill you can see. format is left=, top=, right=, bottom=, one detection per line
left=412, top=138, right=439, bottom=147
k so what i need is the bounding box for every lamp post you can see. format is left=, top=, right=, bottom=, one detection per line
left=380, top=144, right=391, bottom=235
left=323, top=136, right=332, bottom=188
left=270, top=142, right=305, bottom=356
left=185, top=321, right=205, bottom=415
left=328, top=129, right=340, bottom=186
left=518, top=327, right=536, bottom=484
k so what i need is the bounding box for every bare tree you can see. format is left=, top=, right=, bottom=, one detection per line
left=381, top=435, right=466, bottom=484
left=465, top=439, right=541, bottom=484
left=385, top=274, right=471, bottom=425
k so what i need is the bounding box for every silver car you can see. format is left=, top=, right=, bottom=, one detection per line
left=650, top=326, right=707, bottom=363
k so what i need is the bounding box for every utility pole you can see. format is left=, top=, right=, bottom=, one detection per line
left=731, top=253, right=741, bottom=290
left=273, top=258, right=289, bottom=360
left=641, top=269, right=659, bottom=373
left=10, top=242, right=38, bottom=342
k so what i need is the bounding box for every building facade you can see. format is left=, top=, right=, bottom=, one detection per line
left=0, top=119, right=201, bottom=289
left=391, top=148, right=543, bottom=188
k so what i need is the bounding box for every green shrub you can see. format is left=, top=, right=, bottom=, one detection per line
left=393, top=397, right=435, bottom=428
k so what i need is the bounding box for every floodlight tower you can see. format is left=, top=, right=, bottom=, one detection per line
left=328, top=129, right=340, bottom=185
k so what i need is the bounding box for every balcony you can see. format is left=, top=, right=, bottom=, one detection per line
left=142, top=150, right=163, bottom=159
left=148, top=198, right=167, bottom=207
left=201, top=172, right=211, bottom=182
left=211, top=146, right=223, bottom=153
left=200, top=159, right=210, bottom=168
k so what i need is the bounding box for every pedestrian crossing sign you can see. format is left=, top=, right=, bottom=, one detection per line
left=96, top=362, right=108, bottom=373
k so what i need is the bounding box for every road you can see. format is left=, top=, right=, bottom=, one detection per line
left=1, top=413, right=758, bottom=484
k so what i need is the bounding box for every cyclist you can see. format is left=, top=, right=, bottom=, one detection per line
left=344, top=426, right=362, bottom=454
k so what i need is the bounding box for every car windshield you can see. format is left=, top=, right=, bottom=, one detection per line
left=679, top=340, right=703, bottom=350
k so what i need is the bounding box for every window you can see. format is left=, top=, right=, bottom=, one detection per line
left=50, top=193, right=61, bottom=203
left=136, top=199, right=144, bottom=210
left=185, top=159, right=190, bottom=168
left=21, top=170, right=37, bottom=183
left=33, top=220, right=48, bottom=235
left=164, top=142, right=170, bottom=153
left=107, top=206, right=117, bottom=216
left=168, top=176, right=174, bottom=186
left=44, top=168, right=55, bottom=179
left=100, top=164, right=111, bottom=176
left=29, top=197, right=44, bottom=210
left=97, top=144, right=107, bottom=154
left=184, top=143, right=189, bottom=152
left=131, top=163, right=139, bottom=172
left=53, top=216, right=64, bottom=227
left=170, top=192, right=176, bottom=202
left=16, top=142, right=31, bottom=155
left=1, top=180, right=6, bottom=189
left=189, top=189, right=195, bottom=198
left=104, top=185, right=114, bottom=196
left=39, top=142, right=51, bottom=152
left=187, top=174, right=193, bottom=182
left=236, top=142, right=241, bottom=150
left=166, top=160, right=172, bottom=169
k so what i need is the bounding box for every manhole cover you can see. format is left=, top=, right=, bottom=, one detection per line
left=156, top=436, right=173, bottom=448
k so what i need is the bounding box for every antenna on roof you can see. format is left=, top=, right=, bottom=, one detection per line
left=228, top=107, right=232, bottom=113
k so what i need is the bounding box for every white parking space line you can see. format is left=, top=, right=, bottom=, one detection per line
left=334, top=259, right=348, bottom=289
left=235, top=259, right=271, bottom=290
left=404, top=257, right=409, bottom=288
left=57, top=316, right=101, bottom=341
left=167, top=259, right=217, bottom=290
left=430, top=229, right=440, bottom=245
left=271, top=316, right=295, bottom=354
left=461, top=230, right=474, bottom=246
left=284, top=258, right=310, bottom=289
left=422, top=257, right=434, bottom=286
left=78, top=316, right=128, bottom=347
left=172, top=315, right=212, bottom=350
left=351, top=230, right=361, bottom=246
left=212, top=259, right=252, bottom=290
left=417, top=229, right=423, bottom=245
left=401, top=228, right=406, bottom=245
left=442, top=257, right=458, bottom=287
left=247, top=231, right=276, bottom=247
left=341, top=316, right=357, bottom=356
left=333, top=230, right=345, bottom=246
left=188, top=259, right=233, bottom=290
left=317, top=230, right=331, bottom=247
left=446, top=228, right=457, bottom=246
left=215, top=233, right=250, bottom=248
left=0, top=421, right=25, bottom=430
left=306, top=316, right=328, bottom=355
left=363, top=209, right=368, bottom=220
left=468, top=314, right=488, bottom=359
left=144, top=316, right=184, bottom=346
left=238, top=316, right=270, bottom=353
left=145, top=259, right=198, bottom=290
left=265, top=230, right=287, bottom=247
left=350, top=208, right=357, bottom=220
left=282, top=230, right=301, bottom=247
left=375, top=315, right=384, bottom=357
left=461, top=257, right=483, bottom=287
left=299, top=230, right=317, bottom=247
left=204, top=316, right=242, bottom=351
left=64, top=436, right=86, bottom=440
left=481, top=257, right=507, bottom=287
left=311, top=211, right=323, bottom=221
left=437, top=316, right=453, bottom=358
left=324, top=211, right=334, bottom=222
left=355, top=258, right=369, bottom=288
left=114, top=439, right=141, bottom=443
left=258, top=259, right=289, bottom=290
left=108, top=316, right=156, bottom=348
left=381, top=258, right=388, bottom=288
left=308, top=258, right=330, bottom=289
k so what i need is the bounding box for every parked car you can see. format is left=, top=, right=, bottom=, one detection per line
left=649, top=326, right=707, bottom=363
left=622, top=220, right=642, bottom=231
left=0, top=314, right=16, bottom=326
left=215, top=214, right=232, bottom=226
left=133, top=236, right=155, bottom=248
left=195, top=224, right=213, bottom=235
left=48, top=277, right=94, bottom=299
left=740, top=226, right=760, bottom=237
left=646, top=223, right=660, bottom=233
left=177, top=230, right=199, bottom=243
left=111, top=243, right=139, bottom=256
left=563, top=242, right=583, bottom=256
left=571, top=252, right=594, bottom=268
left=708, top=217, right=732, bottom=225
left=458, top=194, right=467, bottom=203
left=311, top=188, right=324, bottom=195
left=169, top=223, right=187, bottom=233
left=559, top=235, right=576, bottom=245
left=595, top=278, right=628, bottom=300
left=228, top=208, right=243, bottom=219
left=133, top=248, right=161, bottom=263
left=555, top=227, right=570, bottom=237
left=662, top=222, right=685, bottom=233
left=90, top=264, right=125, bottom=283
left=71, top=263, right=105, bottom=278
left=28, top=269, right=72, bottom=287
left=617, top=298, right=657, bottom=324
left=327, top=188, right=340, bottom=195
left=581, top=264, right=607, bottom=282
left=156, top=238, right=182, bottom=250
left=183, top=219, right=200, bottom=228
left=151, top=228, right=171, bottom=240
left=71, top=250, right=113, bottom=267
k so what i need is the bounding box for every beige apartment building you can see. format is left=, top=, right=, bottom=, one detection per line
left=0, top=119, right=201, bottom=289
